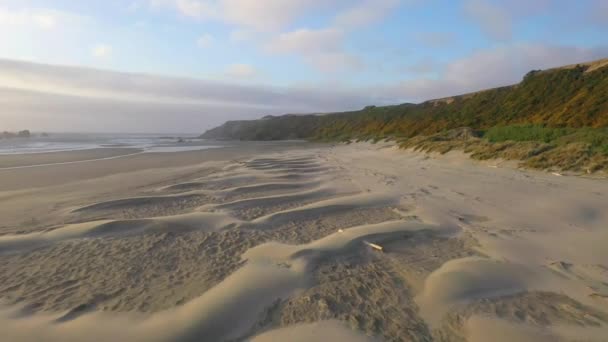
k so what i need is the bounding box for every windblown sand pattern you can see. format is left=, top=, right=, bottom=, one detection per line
left=0, top=143, right=607, bottom=341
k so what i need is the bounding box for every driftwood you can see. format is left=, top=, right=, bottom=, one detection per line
left=363, top=241, right=384, bottom=252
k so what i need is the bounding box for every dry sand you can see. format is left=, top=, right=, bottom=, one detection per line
left=0, top=141, right=607, bottom=341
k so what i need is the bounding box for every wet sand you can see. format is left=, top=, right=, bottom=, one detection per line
left=0, top=148, right=142, bottom=169
left=0, top=142, right=607, bottom=341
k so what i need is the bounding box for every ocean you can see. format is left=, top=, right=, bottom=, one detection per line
left=0, top=133, right=223, bottom=155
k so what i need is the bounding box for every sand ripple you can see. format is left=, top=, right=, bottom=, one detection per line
left=1, top=144, right=607, bottom=341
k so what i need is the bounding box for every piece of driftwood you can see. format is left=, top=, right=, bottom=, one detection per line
left=363, top=241, right=383, bottom=252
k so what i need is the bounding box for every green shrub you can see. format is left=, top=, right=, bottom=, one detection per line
left=483, top=125, right=574, bottom=143
left=482, top=125, right=608, bottom=155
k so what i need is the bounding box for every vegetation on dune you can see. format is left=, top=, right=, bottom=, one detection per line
left=483, top=125, right=608, bottom=155
left=399, top=127, right=608, bottom=173
left=314, top=64, right=608, bottom=141
left=484, top=125, right=576, bottom=144
left=201, top=59, right=608, bottom=173
left=201, top=115, right=323, bottom=141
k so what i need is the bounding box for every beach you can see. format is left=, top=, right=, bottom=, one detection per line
left=1, top=141, right=607, bottom=341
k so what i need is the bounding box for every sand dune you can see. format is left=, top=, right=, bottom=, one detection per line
left=0, top=142, right=607, bottom=341
left=251, top=320, right=379, bottom=341
left=0, top=219, right=439, bottom=341
left=220, top=180, right=322, bottom=198
left=416, top=257, right=544, bottom=325
left=465, top=315, right=608, bottom=342
left=251, top=192, right=399, bottom=229
left=0, top=211, right=239, bottom=255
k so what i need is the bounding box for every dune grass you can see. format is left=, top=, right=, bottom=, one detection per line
left=483, top=125, right=574, bottom=143
left=483, top=125, right=608, bottom=156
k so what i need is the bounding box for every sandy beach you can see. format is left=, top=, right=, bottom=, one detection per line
left=1, top=141, right=607, bottom=341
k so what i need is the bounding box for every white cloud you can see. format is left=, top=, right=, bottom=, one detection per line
left=0, top=6, right=95, bottom=65
left=0, top=43, right=605, bottom=132
left=91, top=44, right=112, bottom=58
left=220, top=0, right=322, bottom=31
left=0, top=58, right=382, bottom=132
left=224, top=63, right=258, bottom=78
left=0, top=7, right=61, bottom=30
left=175, top=0, right=217, bottom=18
left=32, top=13, right=56, bottom=29
left=153, top=0, right=404, bottom=31
left=265, top=28, right=344, bottom=54
left=149, top=0, right=327, bottom=31
left=143, top=0, right=402, bottom=73
left=196, top=33, right=214, bottom=48
left=265, top=27, right=361, bottom=72
left=334, top=0, right=400, bottom=29
left=0, top=58, right=376, bottom=112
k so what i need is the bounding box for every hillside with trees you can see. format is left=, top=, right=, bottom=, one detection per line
left=1, top=130, right=31, bottom=139
left=202, top=59, right=608, bottom=173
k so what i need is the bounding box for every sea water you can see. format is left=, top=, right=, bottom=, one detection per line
left=0, top=132, right=223, bottom=155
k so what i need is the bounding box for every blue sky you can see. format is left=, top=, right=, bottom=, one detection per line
left=0, top=0, right=607, bottom=132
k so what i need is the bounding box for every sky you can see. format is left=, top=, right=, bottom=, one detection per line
left=0, top=0, right=607, bottom=133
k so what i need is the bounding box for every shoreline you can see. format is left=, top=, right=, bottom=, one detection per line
left=0, top=142, right=320, bottom=191
left=0, top=148, right=144, bottom=169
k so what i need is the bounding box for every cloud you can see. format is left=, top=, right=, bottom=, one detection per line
left=91, top=44, right=112, bottom=58
left=196, top=33, right=214, bottom=48
left=145, top=0, right=403, bottom=73
left=149, top=0, right=327, bottom=31
left=149, top=0, right=410, bottom=32
left=1, top=42, right=605, bottom=133
left=464, top=0, right=512, bottom=41
left=0, top=58, right=380, bottom=132
left=219, top=0, right=323, bottom=31
left=256, top=0, right=414, bottom=72
left=175, top=0, right=217, bottom=18
left=334, top=0, right=400, bottom=29
left=0, top=5, right=97, bottom=65
left=264, top=28, right=361, bottom=72
left=0, top=7, right=80, bottom=31
left=265, top=28, right=344, bottom=54
left=32, top=13, right=56, bottom=29
left=224, top=63, right=258, bottom=78
left=0, top=88, right=280, bottom=134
